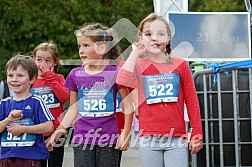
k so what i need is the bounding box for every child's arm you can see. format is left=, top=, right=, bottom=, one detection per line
left=0, top=110, right=23, bottom=133
left=7, top=120, right=54, bottom=136
left=44, top=72, right=70, bottom=103
left=57, top=91, right=79, bottom=129
left=46, top=90, right=79, bottom=148
left=131, top=87, right=139, bottom=118
left=115, top=88, right=134, bottom=151
left=116, top=43, right=143, bottom=88
left=182, top=61, right=203, bottom=154
left=121, top=42, right=145, bottom=72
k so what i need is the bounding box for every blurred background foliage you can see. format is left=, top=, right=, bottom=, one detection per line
left=0, top=0, right=247, bottom=80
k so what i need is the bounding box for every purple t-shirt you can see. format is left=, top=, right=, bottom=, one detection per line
left=65, top=65, right=120, bottom=145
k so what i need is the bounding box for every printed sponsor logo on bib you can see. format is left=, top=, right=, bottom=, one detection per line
left=31, top=86, right=60, bottom=108
left=1, top=118, right=36, bottom=147
left=142, top=73, right=180, bottom=104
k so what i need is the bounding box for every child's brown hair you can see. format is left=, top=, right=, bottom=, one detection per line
left=32, top=42, right=61, bottom=73
left=6, top=54, right=38, bottom=80
left=74, top=23, right=121, bottom=63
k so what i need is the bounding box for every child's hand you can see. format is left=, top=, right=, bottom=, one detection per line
left=189, top=139, right=203, bottom=154
left=46, top=128, right=66, bottom=150
left=7, top=110, right=23, bottom=122
left=132, top=42, right=145, bottom=57
left=7, top=124, right=24, bottom=136
left=39, top=62, right=54, bottom=73
left=45, top=137, right=54, bottom=151
left=115, top=131, right=131, bottom=151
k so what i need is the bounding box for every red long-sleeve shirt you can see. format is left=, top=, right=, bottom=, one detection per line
left=116, top=60, right=137, bottom=134
left=116, top=56, right=202, bottom=140
left=32, top=71, right=69, bottom=136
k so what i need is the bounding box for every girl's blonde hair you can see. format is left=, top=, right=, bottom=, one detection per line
left=74, top=23, right=121, bottom=64
left=32, top=42, right=61, bottom=73
left=138, top=13, right=172, bottom=63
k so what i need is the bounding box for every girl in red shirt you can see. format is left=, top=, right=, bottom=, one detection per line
left=31, top=42, right=70, bottom=167
left=117, top=13, right=203, bottom=167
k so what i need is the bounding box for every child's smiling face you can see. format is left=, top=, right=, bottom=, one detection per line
left=7, top=65, right=35, bottom=95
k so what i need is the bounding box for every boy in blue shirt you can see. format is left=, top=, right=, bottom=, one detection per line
left=0, top=54, right=54, bottom=167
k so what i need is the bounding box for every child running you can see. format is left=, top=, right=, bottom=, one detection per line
left=47, top=23, right=134, bottom=167
left=31, top=42, right=70, bottom=167
left=116, top=13, right=203, bottom=167
left=0, top=54, right=54, bottom=167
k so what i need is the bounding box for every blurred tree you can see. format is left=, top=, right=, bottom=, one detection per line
left=0, top=0, right=249, bottom=80
left=190, top=0, right=246, bottom=12
left=0, top=0, right=153, bottom=80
